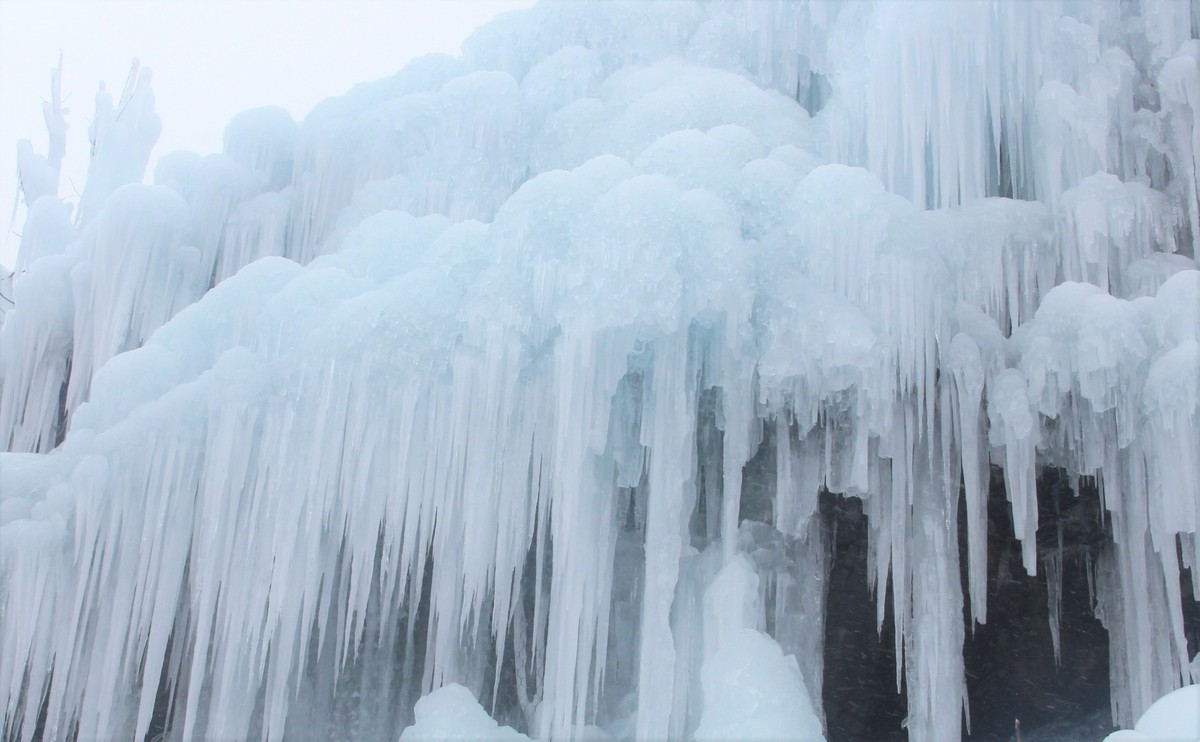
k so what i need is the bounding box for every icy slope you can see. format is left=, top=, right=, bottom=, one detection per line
left=1, top=1, right=1198, bottom=741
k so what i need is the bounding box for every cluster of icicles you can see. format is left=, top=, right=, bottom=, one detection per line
left=2, top=1, right=1198, bottom=740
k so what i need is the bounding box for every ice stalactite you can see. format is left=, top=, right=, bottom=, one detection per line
left=64, top=185, right=202, bottom=413
left=2, top=1, right=1200, bottom=741
left=1046, top=548, right=1064, bottom=662
left=77, top=60, right=163, bottom=226
left=948, top=333, right=990, bottom=624
left=14, top=54, right=68, bottom=215
left=0, top=255, right=75, bottom=451
left=1158, top=40, right=1200, bottom=245
left=990, top=369, right=1041, bottom=575
left=634, top=332, right=694, bottom=740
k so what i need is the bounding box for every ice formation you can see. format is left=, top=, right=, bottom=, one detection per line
left=1, top=1, right=1198, bottom=740
left=1102, top=683, right=1200, bottom=740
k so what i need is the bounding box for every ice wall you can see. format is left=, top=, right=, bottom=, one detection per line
left=1, top=1, right=1198, bottom=740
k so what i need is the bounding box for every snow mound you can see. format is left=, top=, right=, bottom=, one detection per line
left=399, top=685, right=530, bottom=741
left=1102, top=684, right=1200, bottom=741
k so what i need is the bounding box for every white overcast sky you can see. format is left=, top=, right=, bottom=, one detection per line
left=0, top=0, right=536, bottom=267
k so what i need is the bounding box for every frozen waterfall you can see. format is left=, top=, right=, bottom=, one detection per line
left=2, top=1, right=1199, bottom=740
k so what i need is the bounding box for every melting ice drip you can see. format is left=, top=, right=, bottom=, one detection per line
left=1, top=1, right=1198, bottom=740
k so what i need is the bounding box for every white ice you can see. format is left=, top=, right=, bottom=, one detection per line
left=1, top=1, right=1198, bottom=740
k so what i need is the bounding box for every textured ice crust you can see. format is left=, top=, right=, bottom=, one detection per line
left=2, top=1, right=1199, bottom=741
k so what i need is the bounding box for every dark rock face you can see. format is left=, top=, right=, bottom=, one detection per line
left=819, top=466, right=1197, bottom=741
left=962, top=469, right=1111, bottom=741
left=821, top=493, right=907, bottom=741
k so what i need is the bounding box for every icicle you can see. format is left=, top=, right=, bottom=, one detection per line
left=771, top=506, right=829, bottom=731
left=948, top=332, right=989, bottom=623
left=901, top=403, right=967, bottom=741
left=77, top=62, right=161, bottom=226
left=65, top=184, right=203, bottom=418
left=989, top=369, right=1040, bottom=575
left=1056, top=173, right=1178, bottom=296
left=634, top=332, right=694, bottom=740
left=535, top=328, right=630, bottom=739
left=1045, top=549, right=1063, bottom=663
left=719, top=363, right=756, bottom=563
left=1157, top=41, right=1199, bottom=248
left=0, top=253, right=76, bottom=452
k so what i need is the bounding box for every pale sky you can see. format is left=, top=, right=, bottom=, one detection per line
left=0, top=0, right=536, bottom=267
